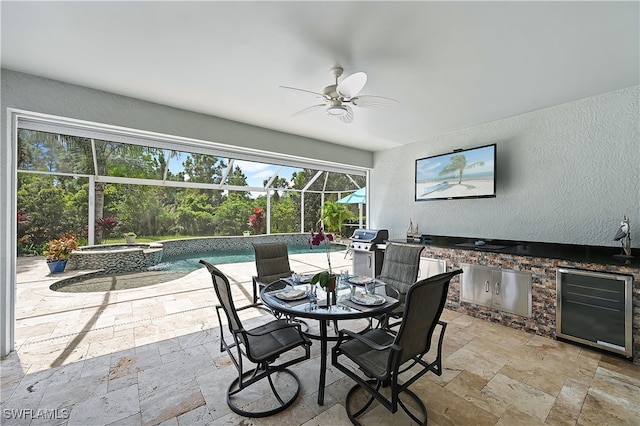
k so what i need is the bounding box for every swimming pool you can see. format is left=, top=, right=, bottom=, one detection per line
left=152, top=243, right=347, bottom=273
left=50, top=243, right=347, bottom=293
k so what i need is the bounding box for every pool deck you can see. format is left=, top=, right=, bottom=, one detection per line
left=4, top=249, right=640, bottom=425
left=12, top=250, right=353, bottom=369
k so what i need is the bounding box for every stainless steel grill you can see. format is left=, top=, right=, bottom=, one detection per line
left=349, top=229, right=388, bottom=278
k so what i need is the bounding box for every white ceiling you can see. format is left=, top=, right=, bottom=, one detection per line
left=2, top=1, right=638, bottom=152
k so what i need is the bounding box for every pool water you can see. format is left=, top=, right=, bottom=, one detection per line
left=156, top=243, right=347, bottom=273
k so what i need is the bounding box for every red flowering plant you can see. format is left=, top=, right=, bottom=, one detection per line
left=247, top=207, right=264, bottom=234
left=95, top=215, right=118, bottom=243
left=308, top=225, right=335, bottom=289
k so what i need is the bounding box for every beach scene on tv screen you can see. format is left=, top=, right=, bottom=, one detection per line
left=415, top=145, right=495, bottom=200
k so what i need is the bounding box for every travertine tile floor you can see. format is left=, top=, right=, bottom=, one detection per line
left=2, top=251, right=639, bottom=425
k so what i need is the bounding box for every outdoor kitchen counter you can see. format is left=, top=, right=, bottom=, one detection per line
left=387, top=235, right=640, bottom=267
left=388, top=235, right=640, bottom=365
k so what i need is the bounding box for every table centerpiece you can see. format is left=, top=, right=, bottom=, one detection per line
left=308, top=225, right=337, bottom=307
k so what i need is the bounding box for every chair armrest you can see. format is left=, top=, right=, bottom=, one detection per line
left=383, top=285, right=401, bottom=299
left=336, top=329, right=401, bottom=353
left=218, top=301, right=262, bottom=314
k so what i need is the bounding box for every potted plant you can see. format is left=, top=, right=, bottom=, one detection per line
left=44, top=233, right=79, bottom=273
left=309, top=226, right=337, bottom=306
left=123, top=232, right=137, bottom=244
left=243, top=230, right=251, bottom=237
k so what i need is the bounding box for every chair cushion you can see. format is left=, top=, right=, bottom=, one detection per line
left=245, top=320, right=308, bottom=361
left=339, top=328, right=395, bottom=378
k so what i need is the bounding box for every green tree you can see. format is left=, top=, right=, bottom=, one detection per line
left=17, top=174, right=87, bottom=251
left=17, top=128, right=366, bottom=245
left=263, top=176, right=290, bottom=203
left=211, top=196, right=253, bottom=235
left=182, top=154, right=225, bottom=184
left=291, top=169, right=323, bottom=231
left=175, top=190, right=217, bottom=235
left=226, top=165, right=251, bottom=199
left=270, top=196, right=299, bottom=233
left=93, top=140, right=152, bottom=221
left=320, top=200, right=355, bottom=234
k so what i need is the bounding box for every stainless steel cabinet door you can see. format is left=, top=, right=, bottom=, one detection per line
left=493, top=269, right=531, bottom=317
left=461, top=264, right=531, bottom=317
left=461, top=264, right=493, bottom=307
left=418, top=257, right=446, bottom=280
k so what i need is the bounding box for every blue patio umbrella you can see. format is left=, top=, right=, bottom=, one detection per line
left=337, top=187, right=366, bottom=229
left=336, top=187, right=366, bottom=204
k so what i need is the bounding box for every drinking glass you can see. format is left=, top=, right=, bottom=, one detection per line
left=339, top=269, right=349, bottom=288
left=307, top=284, right=317, bottom=309
left=365, top=280, right=376, bottom=295
left=292, top=273, right=302, bottom=285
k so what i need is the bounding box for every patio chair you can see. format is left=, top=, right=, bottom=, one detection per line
left=331, top=269, right=462, bottom=425
left=200, top=260, right=311, bottom=418
left=252, top=242, right=294, bottom=304
left=376, top=243, right=424, bottom=330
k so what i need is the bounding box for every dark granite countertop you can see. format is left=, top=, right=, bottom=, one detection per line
left=387, top=235, right=640, bottom=268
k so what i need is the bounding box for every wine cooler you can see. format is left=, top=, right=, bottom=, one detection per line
left=556, top=267, right=633, bottom=358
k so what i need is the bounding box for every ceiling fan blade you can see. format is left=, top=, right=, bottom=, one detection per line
left=336, top=72, right=367, bottom=98
left=292, top=104, right=325, bottom=116
left=349, top=95, right=399, bottom=108
left=280, top=86, right=328, bottom=100
left=335, top=105, right=354, bottom=124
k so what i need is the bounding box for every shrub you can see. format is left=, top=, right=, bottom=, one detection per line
left=44, top=233, right=79, bottom=262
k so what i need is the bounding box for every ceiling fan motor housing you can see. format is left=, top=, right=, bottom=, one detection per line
left=323, top=84, right=339, bottom=99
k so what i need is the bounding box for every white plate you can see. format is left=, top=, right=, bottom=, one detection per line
left=351, top=293, right=385, bottom=306
left=348, top=276, right=374, bottom=285
left=275, top=289, right=307, bottom=301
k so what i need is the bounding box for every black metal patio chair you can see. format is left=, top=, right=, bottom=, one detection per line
left=376, top=243, right=424, bottom=330
left=331, top=269, right=463, bottom=425
left=252, top=242, right=294, bottom=304
left=200, top=260, right=311, bottom=418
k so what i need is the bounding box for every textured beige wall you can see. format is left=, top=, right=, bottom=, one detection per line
left=370, top=86, right=640, bottom=247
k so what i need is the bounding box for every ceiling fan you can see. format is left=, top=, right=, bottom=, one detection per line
left=280, top=67, right=398, bottom=124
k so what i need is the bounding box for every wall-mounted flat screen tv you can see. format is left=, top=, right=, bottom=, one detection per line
left=415, top=143, right=496, bottom=201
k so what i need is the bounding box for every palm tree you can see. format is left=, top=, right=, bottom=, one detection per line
left=438, top=155, right=484, bottom=184
left=320, top=200, right=354, bottom=234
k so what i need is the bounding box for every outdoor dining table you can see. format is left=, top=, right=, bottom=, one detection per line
left=260, top=277, right=400, bottom=406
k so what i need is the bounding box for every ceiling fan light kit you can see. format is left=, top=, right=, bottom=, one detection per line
left=326, top=105, right=348, bottom=116
left=281, top=66, right=398, bottom=123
